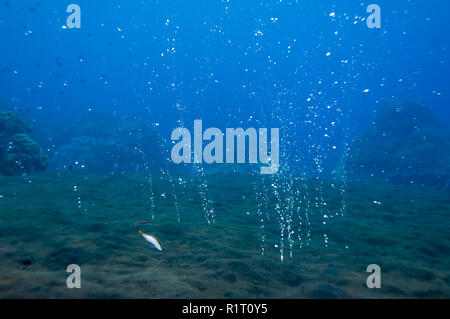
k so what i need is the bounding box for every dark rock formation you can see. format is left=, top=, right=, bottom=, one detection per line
left=48, top=111, right=166, bottom=173
left=0, top=109, right=48, bottom=175
left=50, top=136, right=131, bottom=172
left=346, top=100, right=450, bottom=187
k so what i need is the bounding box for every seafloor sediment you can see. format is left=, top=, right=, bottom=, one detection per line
left=0, top=173, right=448, bottom=298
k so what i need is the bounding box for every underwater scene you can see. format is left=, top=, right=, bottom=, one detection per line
left=0, top=1, right=449, bottom=299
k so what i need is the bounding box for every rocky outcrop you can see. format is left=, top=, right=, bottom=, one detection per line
left=50, top=136, right=132, bottom=172
left=346, top=100, right=450, bottom=187
left=0, top=109, right=48, bottom=175
left=48, top=111, right=165, bottom=173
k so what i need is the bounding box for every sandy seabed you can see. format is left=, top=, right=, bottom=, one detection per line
left=0, top=173, right=449, bottom=298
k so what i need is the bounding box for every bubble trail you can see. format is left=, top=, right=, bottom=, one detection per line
left=133, top=125, right=156, bottom=221
left=301, top=177, right=312, bottom=247
left=194, top=164, right=215, bottom=224
left=337, top=132, right=350, bottom=217
left=270, top=180, right=286, bottom=261
left=73, top=184, right=82, bottom=211
left=138, top=145, right=156, bottom=221
left=253, top=179, right=268, bottom=256
left=157, top=134, right=181, bottom=223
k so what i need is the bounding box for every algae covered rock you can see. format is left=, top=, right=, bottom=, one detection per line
left=346, top=101, right=450, bottom=187
left=0, top=109, right=48, bottom=176
left=0, top=109, right=31, bottom=136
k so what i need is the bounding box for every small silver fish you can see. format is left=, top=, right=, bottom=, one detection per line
left=138, top=230, right=163, bottom=251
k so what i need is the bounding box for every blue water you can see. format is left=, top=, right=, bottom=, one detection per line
left=0, top=1, right=449, bottom=298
